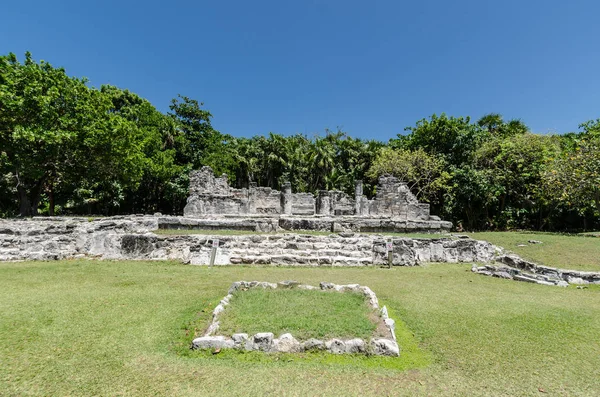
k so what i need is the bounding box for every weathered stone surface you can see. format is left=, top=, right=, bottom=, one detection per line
left=302, top=338, right=325, bottom=351
left=360, top=286, right=379, bottom=309
left=472, top=254, right=600, bottom=286
left=212, top=304, right=225, bottom=317
left=12, top=218, right=594, bottom=290
left=277, top=280, right=300, bottom=289
left=231, top=333, right=248, bottom=348
left=345, top=338, right=366, bottom=353
left=204, top=321, right=220, bottom=336
left=191, top=336, right=234, bottom=350
left=273, top=333, right=302, bottom=353
left=384, top=318, right=396, bottom=341
left=370, top=338, right=400, bottom=357
left=247, top=333, right=274, bottom=352
left=0, top=218, right=503, bottom=269
left=325, top=339, right=346, bottom=354
left=297, top=284, right=318, bottom=290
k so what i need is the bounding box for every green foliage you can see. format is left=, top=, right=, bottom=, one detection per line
left=0, top=53, right=171, bottom=215
left=393, top=113, right=490, bottom=166
left=470, top=133, right=561, bottom=229
left=477, top=113, right=529, bottom=137
left=544, top=131, right=600, bottom=218
left=0, top=51, right=599, bottom=230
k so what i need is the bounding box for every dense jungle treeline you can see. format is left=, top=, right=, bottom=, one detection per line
left=1, top=53, right=599, bottom=231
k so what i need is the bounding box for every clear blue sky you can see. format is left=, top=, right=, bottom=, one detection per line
left=2, top=0, right=599, bottom=140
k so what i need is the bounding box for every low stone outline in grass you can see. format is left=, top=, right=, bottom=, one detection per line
left=191, top=280, right=400, bottom=357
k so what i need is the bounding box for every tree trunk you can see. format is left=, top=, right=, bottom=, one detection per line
left=17, top=185, right=33, bottom=217
left=48, top=183, right=55, bottom=216
left=16, top=177, right=45, bottom=217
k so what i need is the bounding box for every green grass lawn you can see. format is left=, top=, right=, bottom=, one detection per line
left=2, top=258, right=600, bottom=396
left=217, top=289, right=379, bottom=340
left=467, top=231, right=600, bottom=271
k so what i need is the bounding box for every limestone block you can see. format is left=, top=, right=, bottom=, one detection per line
left=204, top=321, right=220, bottom=336
left=370, top=338, right=400, bottom=356
left=384, top=318, right=396, bottom=341
left=273, top=333, right=302, bottom=353
left=247, top=333, right=274, bottom=352
left=192, top=336, right=234, bottom=350
left=277, top=280, right=299, bottom=289
left=381, top=306, right=389, bottom=320
left=302, top=338, right=325, bottom=351
left=212, top=304, right=225, bottom=318
left=232, top=333, right=248, bottom=348
left=360, top=286, right=379, bottom=309
left=345, top=338, right=366, bottom=353
left=297, top=284, right=318, bottom=290
left=325, top=339, right=346, bottom=354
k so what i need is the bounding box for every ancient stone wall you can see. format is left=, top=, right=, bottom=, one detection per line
left=362, top=176, right=429, bottom=219
left=2, top=216, right=599, bottom=287
left=248, top=186, right=281, bottom=214
left=291, top=193, right=315, bottom=215
left=184, top=167, right=437, bottom=224
left=0, top=216, right=490, bottom=265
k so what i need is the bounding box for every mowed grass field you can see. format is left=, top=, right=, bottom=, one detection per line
left=217, top=289, right=379, bottom=340
left=467, top=232, right=600, bottom=271
left=1, top=232, right=599, bottom=396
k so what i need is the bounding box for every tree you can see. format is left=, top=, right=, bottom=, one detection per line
left=168, top=94, right=215, bottom=168
left=0, top=53, right=162, bottom=216
left=544, top=125, right=600, bottom=227
left=0, top=53, right=108, bottom=215
left=394, top=113, right=490, bottom=166
left=473, top=133, right=560, bottom=229
left=477, top=113, right=529, bottom=137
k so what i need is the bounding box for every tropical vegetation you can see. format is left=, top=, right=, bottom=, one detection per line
left=1, top=52, right=599, bottom=231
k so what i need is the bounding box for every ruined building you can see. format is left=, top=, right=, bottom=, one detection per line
left=182, top=166, right=451, bottom=232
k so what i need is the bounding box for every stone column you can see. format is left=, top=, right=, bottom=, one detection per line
left=354, top=180, right=363, bottom=215
left=316, top=191, right=332, bottom=215
left=281, top=181, right=292, bottom=215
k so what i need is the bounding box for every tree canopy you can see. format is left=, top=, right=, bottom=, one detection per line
left=0, top=52, right=598, bottom=231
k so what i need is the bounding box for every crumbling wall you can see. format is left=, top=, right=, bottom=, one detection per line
left=291, top=193, right=315, bottom=215
left=331, top=191, right=355, bottom=215
left=367, top=176, right=430, bottom=219
left=189, top=167, right=230, bottom=196
left=248, top=186, right=281, bottom=214
left=184, top=167, right=436, bottom=223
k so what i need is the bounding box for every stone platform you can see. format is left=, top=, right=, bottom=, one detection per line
left=1, top=215, right=599, bottom=287
left=0, top=215, right=484, bottom=265
left=158, top=214, right=452, bottom=234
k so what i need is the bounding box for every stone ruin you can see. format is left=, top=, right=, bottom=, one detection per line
left=192, top=280, right=400, bottom=356
left=1, top=216, right=599, bottom=286
left=182, top=166, right=451, bottom=233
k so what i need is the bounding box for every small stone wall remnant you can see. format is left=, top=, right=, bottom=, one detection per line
left=472, top=254, right=600, bottom=287
left=191, top=281, right=400, bottom=356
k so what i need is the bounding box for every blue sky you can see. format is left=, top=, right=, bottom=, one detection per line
left=2, top=0, right=599, bottom=140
